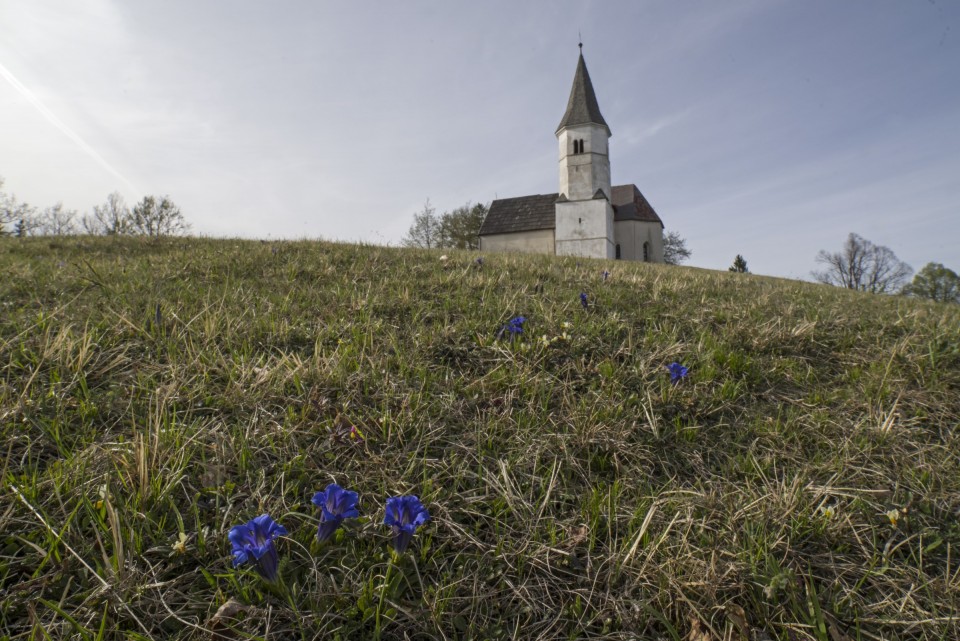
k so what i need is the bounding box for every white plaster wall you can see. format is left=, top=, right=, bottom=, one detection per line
left=556, top=238, right=615, bottom=259
left=479, top=229, right=555, bottom=254
left=556, top=200, right=615, bottom=258
left=558, top=125, right=611, bottom=201
left=648, top=223, right=664, bottom=263
left=613, top=221, right=665, bottom=262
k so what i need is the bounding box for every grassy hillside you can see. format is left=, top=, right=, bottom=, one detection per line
left=1, top=236, right=958, bottom=640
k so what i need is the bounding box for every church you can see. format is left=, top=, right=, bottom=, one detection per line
left=478, top=50, right=665, bottom=262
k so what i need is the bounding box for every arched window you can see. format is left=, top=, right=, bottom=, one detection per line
left=615, top=244, right=621, bottom=260
left=643, top=242, right=650, bottom=262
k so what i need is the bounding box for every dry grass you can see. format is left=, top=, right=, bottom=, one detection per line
left=1, top=236, right=958, bottom=640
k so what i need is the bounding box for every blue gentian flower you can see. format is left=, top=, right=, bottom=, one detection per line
left=601, top=270, right=610, bottom=281
left=475, top=257, right=484, bottom=267
left=497, top=316, right=527, bottom=340
left=580, top=292, right=588, bottom=309
left=383, top=495, right=430, bottom=553
left=312, top=483, right=360, bottom=542
left=228, top=514, right=288, bottom=581
left=667, top=362, right=689, bottom=385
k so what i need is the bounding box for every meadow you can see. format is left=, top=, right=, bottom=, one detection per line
left=1, top=236, right=958, bottom=640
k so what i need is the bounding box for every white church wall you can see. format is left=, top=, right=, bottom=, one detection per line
left=649, top=223, right=665, bottom=263
left=479, top=229, right=555, bottom=254
left=614, top=220, right=665, bottom=262
left=556, top=200, right=615, bottom=259
left=556, top=238, right=615, bottom=259
left=557, top=125, right=611, bottom=201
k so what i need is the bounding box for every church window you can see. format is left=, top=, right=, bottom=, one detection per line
left=643, top=242, right=650, bottom=262
left=579, top=139, right=585, bottom=153
left=615, top=244, right=621, bottom=260
left=573, top=139, right=580, bottom=154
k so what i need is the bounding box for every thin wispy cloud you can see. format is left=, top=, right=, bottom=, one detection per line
left=0, top=60, right=139, bottom=194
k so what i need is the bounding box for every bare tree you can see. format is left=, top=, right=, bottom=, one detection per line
left=1, top=197, right=39, bottom=237
left=83, top=192, right=130, bottom=235
left=812, top=233, right=913, bottom=294
left=0, top=177, right=38, bottom=236
left=37, top=202, right=78, bottom=235
left=662, top=230, right=692, bottom=265
left=129, top=195, right=190, bottom=237
left=401, top=200, right=441, bottom=249
left=0, top=176, right=6, bottom=235
left=12, top=208, right=41, bottom=237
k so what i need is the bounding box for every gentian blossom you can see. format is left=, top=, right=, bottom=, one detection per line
left=228, top=514, right=288, bottom=581
left=497, top=316, right=527, bottom=340
left=580, top=293, right=589, bottom=309
left=312, top=483, right=360, bottom=542
left=667, top=362, right=689, bottom=385
left=601, top=270, right=610, bottom=281
left=383, top=495, right=430, bottom=553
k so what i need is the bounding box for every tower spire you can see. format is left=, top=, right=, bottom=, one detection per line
left=556, top=50, right=609, bottom=135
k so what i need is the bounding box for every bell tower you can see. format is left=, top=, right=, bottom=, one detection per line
left=555, top=47, right=615, bottom=259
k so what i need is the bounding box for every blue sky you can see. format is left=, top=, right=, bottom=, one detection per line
left=1, top=0, right=958, bottom=279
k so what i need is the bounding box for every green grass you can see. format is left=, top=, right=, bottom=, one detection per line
left=1, top=236, right=958, bottom=640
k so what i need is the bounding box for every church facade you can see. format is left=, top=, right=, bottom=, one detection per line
left=478, top=51, right=665, bottom=262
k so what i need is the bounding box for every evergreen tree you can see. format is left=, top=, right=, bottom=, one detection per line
left=729, top=255, right=748, bottom=273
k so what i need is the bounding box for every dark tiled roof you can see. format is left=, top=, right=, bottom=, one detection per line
left=479, top=184, right=662, bottom=236
left=479, top=193, right=558, bottom=235
left=611, top=184, right=663, bottom=226
left=556, top=53, right=610, bottom=135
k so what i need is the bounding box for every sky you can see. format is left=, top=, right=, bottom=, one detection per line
left=1, top=0, right=958, bottom=279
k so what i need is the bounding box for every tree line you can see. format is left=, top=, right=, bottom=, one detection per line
left=401, top=200, right=488, bottom=250
left=0, top=176, right=189, bottom=237
left=402, top=200, right=957, bottom=304
left=811, top=232, right=959, bottom=303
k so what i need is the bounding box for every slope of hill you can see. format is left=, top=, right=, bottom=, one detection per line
left=1, top=237, right=958, bottom=640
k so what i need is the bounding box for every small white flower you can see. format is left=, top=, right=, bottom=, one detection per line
left=439, top=255, right=448, bottom=262
left=171, top=532, right=189, bottom=556
left=885, top=508, right=900, bottom=527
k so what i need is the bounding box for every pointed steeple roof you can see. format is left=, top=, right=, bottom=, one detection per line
left=556, top=52, right=610, bottom=136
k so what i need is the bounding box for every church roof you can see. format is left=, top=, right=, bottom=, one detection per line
left=478, top=193, right=558, bottom=236
left=556, top=53, right=610, bottom=136
left=611, top=184, right=663, bottom=226
left=479, top=184, right=662, bottom=236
